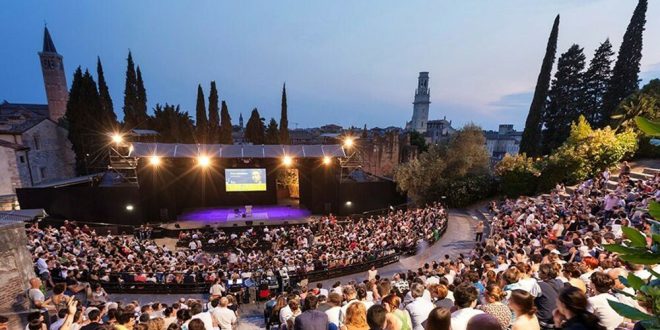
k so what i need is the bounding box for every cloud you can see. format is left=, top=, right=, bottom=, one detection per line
left=488, top=91, right=534, bottom=109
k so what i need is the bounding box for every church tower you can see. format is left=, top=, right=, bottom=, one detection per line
left=409, top=72, right=430, bottom=133
left=39, top=27, right=68, bottom=122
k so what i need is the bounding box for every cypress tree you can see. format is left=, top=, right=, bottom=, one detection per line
left=279, top=83, right=290, bottom=144
left=542, top=44, right=587, bottom=153
left=195, top=84, right=208, bottom=142
left=96, top=57, right=117, bottom=129
left=219, top=101, right=233, bottom=144
left=266, top=118, right=280, bottom=144
left=245, top=108, right=265, bottom=144
left=582, top=39, right=614, bottom=126
left=520, top=14, right=560, bottom=157
left=601, top=0, right=647, bottom=127
left=151, top=103, right=195, bottom=143
left=208, top=81, right=220, bottom=143
left=135, top=66, right=148, bottom=127
left=122, top=51, right=138, bottom=128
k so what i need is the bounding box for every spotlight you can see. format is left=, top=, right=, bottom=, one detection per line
left=198, top=155, right=211, bottom=167
left=149, top=155, right=161, bottom=166
left=323, top=156, right=332, bottom=165
left=345, top=201, right=352, bottom=206
left=111, top=133, right=123, bottom=144
left=282, top=156, right=293, bottom=167
left=125, top=204, right=134, bottom=211
left=344, top=137, right=354, bottom=148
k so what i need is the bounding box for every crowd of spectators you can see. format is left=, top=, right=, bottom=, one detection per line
left=26, top=203, right=447, bottom=290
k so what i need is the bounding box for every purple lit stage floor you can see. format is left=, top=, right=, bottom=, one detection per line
left=171, top=205, right=312, bottom=229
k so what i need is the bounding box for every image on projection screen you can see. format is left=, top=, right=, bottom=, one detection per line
left=225, top=168, right=267, bottom=192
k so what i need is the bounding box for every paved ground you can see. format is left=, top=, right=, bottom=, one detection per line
left=112, top=207, right=487, bottom=329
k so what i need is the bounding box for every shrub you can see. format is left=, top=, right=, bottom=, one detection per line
left=495, top=154, right=541, bottom=197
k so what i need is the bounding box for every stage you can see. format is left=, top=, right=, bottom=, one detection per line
left=163, top=204, right=313, bottom=229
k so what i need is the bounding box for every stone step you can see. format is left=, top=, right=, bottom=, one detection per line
left=643, top=167, right=659, bottom=176
left=630, top=172, right=654, bottom=180
left=606, top=180, right=619, bottom=190
left=565, top=186, right=576, bottom=194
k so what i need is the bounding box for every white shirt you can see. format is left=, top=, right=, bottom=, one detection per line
left=450, top=308, right=484, bottom=330
left=212, top=307, right=237, bottom=330
left=587, top=293, right=624, bottom=330
left=405, top=297, right=435, bottom=330
left=279, top=305, right=293, bottom=325
left=325, top=306, right=341, bottom=326
left=190, top=311, right=214, bottom=330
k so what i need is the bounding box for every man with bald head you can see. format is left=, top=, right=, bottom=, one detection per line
left=467, top=314, right=503, bottom=330
left=211, top=297, right=237, bottom=330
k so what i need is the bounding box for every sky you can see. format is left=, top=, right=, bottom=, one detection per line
left=1, top=1, right=659, bottom=131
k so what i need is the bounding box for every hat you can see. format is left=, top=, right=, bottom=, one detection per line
left=550, top=249, right=561, bottom=255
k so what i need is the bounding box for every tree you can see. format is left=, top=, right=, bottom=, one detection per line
left=150, top=103, right=194, bottom=143
left=135, top=66, right=149, bottom=127
left=395, top=124, right=493, bottom=206
left=244, top=108, right=265, bottom=144
left=65, top=67, right=106, bottom=175
left=601, top=0, right=648, bottom=127
left=542, top=44, right=587, bottom=153
left=611, top=79, right=660, bottom=131
left=122, top=51, right=138, bottom=128
left=195, top=84, right=207, bottom=143
left=409, top=130, right=427, bottom=153
left=583, top=39, right=614, bottom=125
left=96, top=57, right=117, bottom=130
left=279, top=83, right=290, bottom=144
left=520, top=14, right=560, bottom=157
left=265, top=118, right=280, bottom=144
left=208, top=81, right=220, bottom=143
left=219, top=101, right=233, bottom=144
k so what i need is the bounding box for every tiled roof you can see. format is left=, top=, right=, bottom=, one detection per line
left=0, top=101, right=49, bottom=134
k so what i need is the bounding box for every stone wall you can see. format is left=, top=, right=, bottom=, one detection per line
left=0, top=221, right=35, bottom=329
left=21, top=120, right=75, bottom=185
left=360, top=132, right=401, bottom=177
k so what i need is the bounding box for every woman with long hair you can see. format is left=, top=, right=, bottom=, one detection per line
left=553, top=286, right=605, bottom=330
left=381, top=294, right=412, bottom=330
left=340, top=302, right=370, bottom=330
left=508, top=289, right=540, bottom=330
left=478, top=284, right=512, bottom=330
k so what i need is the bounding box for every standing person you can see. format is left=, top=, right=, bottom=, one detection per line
left=294, top=295, right=329, bottom=330
left=212, top=297, right=237, bottom=330
left=508, top=290, right=540, bottom=330
left=210, top=278, right=226, bottom=301
left=368, top=266, right=378, bottom=282
left=475, top=221, right=485, bottom=242
left=450, top=284, right=484, bottom=330
left=404, top=284, right=435, bottom=330
left=552, top=286, right=605, bottom=330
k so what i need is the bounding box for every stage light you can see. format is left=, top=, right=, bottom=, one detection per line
left=111, top=133, right=123, bottom=144
left=345, top=201, right=352, bottom=206
left=125, top=204, right=134, bottom=211
left=149, top=155, right=161, bottom=166
left=344, top=137, right=354, bottom=148
left=323, top=156, right=332, bottom=165
left=197, top=155, right=211, bottom=167
left=282, top=156, right=293, bottom=167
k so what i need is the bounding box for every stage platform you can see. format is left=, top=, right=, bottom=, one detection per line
left=164, top=205, right=312, bottom=230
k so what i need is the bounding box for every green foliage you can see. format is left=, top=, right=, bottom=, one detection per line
left=122, top=51, right=139, bottom=128
left=244, top=108, right=265, bottom=144
left=279, top=83, right=290, bottom=144
left=96, top=57, right=117, bottom=129
left=409, top=131, right=427, bottom=153
left=601, top=0, right=648, bottom=127
left=135, top=66, right=148, bottom=127
left=520, top=14, right=559, bottom=157
left=195, top=84, right=207, bottom=143
left=395, top=124, right=492, bottom=206
left=542, top=44, right=587, bottom=154
left=613, top=80, right=660, bottom=158
left=583, top=39, right=614, bottom=125
left=495, top=153, right=541, bottom=197
left=149, top=103, right=194, bottom=143
left=265, top=118, right=280, bottom=144
left=219, top=101, right=233, bottom=144
left=208, top=81, right=220, bottom=143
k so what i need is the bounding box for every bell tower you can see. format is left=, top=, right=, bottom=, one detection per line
left=39, top=27, right=68, bottom=122
left=409, top=72, right=431, bottom=133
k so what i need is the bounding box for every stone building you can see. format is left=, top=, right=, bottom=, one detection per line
left=359, top=131, right=401, bottom=177
left=0, top=27, right=75, bottom=210
left=484, top=124, right=522, bottom=161
left=404, top=72, right=457, bottom=144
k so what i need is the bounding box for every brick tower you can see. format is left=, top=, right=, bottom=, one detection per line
left=38, top=27, right=68, bottom=122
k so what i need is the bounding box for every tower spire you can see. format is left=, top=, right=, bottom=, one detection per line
left=43, top=26, right=57, bottom=53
